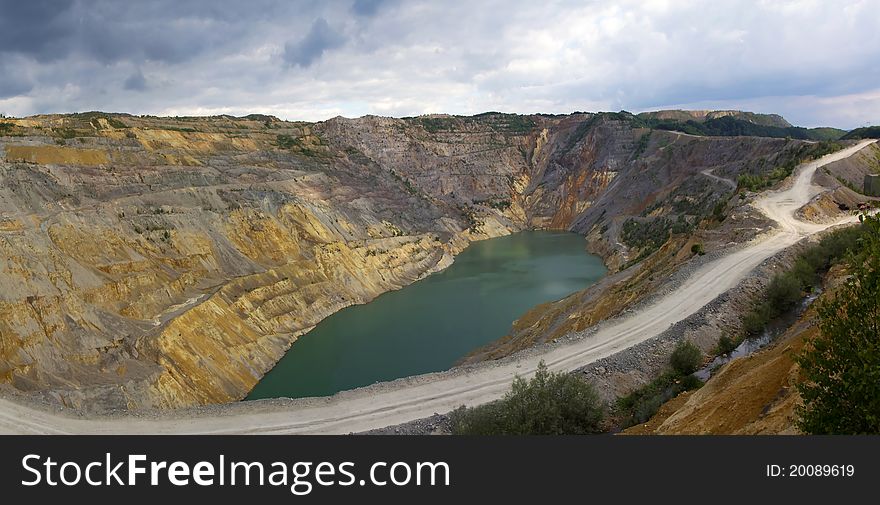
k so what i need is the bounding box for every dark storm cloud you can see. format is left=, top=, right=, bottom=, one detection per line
left=0, top=1, right=878, bottom=129
left=283, top=18, right=346, bottom=68
left=0, top=0, right=78, bottom=62
left=124, top=69, right=148, bottom=91
left=0, top=0, right=293, bottom=65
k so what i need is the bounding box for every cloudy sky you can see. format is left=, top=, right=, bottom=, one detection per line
left=1, top=0, right=878, bottom=128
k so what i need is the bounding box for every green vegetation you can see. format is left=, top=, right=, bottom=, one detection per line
left=275, top=133, right=328, bottom=158
left=240, top=113, right=279, bottom=123
left=488, top=199, right=511, bottom=211
left=411, top=113, right=537, bottom=135
left=417, top=117, right=459, bottom=133
left=840, top=126, right=880, bottom=140
left=670, top=340, right=702, bottom=375
left=106, top=117, right=129, bottom=129
left=388, top=169, right=418, bottom=195
left=88, top=115, right=129, bottom=129
left=276, top=134, right=297, bottom=149
left=737, top=141, right=846, bottom=191
left=740, top=224, right=867, bottom=338
left=809, top=127, right=851, bottom=141
left=797, top=214, right=880, bottom=434
left=614, top=343, right=704, bottom=427
left=458, top=205, right=484, bottom=232
left=450, top=362, right=605, bottom=435
left=343, top=146, right=372, bottom=165
left=621, top=218, right=672, bottom=251
left=631, top=131, right=652, bottom=159
left=715, top=334, right=737, bottom=355
left=572, top=111, right=847, bottom=140
left=690, top=243, right=705, bottom=256
left=563, top=111, right=846, bottom=159
left=52, top=127, right=83, bottom=139
left=712, top=198, right=728, bottom=222
left=473, top=197, right=512, bottom=211
left=646, top=116, right=845, bottom=140
left=472, top=112, right=536, bottom=133
left=618, top=215, right=698, bottom=270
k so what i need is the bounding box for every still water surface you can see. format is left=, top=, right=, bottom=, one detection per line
left=247, top=231, right=606, bottom=400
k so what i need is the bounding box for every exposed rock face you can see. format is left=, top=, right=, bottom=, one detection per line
left=637, top=109, right=793, bottom=128
left=0, top=111, right=824, bottom=412
left=463, top=131, right=825, bottom=361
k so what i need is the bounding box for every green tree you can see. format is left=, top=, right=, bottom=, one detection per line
left=716, top=334, right=737, bottom=355
left=670, top=340, right=702, bottom=375
left=797, top=215, right=880, bottom=434
left=450, top=362, right=604, bottom=435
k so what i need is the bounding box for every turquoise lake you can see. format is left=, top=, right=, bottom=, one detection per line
left=246, top=231, right=606, bottom=400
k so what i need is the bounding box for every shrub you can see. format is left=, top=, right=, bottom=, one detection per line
left=450, top=362, right=605, bottom=435
left=670, top=340, right=702, bottom=375
left=678, top=374, right=704, bottom=390
left=797, top=214, right=880, bottom=434
left=621, top=218, right=671, bottom=250
left=712, top=199, right=728, bottom=222
left=632, top=395, right=664, bottom=425
left=691, top=243, right=705, bottom=256
left=716, top=334, right=737, bottom=355
left=742, top=308, right=771, bottom=337
left=739, top=224, right=867, bottom=338
left=276, top=134, right=296, bottom=149
left=614, top=370, right=703, bottom=428
left=765, top=273, right=802, bottom=310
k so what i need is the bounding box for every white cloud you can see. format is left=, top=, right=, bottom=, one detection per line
left=1, top=0, right=877, bottom=128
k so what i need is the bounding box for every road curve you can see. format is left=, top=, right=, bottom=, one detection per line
left=0, top=140, right=875, bottom=434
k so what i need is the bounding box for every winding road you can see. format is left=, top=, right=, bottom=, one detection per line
left=0, top=139, right=875, bottom=434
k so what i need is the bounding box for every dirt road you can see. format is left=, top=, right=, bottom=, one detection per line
left=0, top=140, right=875, bottom=434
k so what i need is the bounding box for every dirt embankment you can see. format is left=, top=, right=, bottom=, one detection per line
left=0, top=113, right=528, bottom=412
left=623, top=320, right=812, bottom=435
left=0, top=141, right=872, bottom=434
left=620, top=277, right=836, bottom=436
left=1, top=111, right=821, bottom=414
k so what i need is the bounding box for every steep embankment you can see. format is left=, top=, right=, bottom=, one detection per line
left=1, top=111, right=827, bottom=413
left=622, top=268, right=854, bottom=435
left=0, top=139, right=872, bottom=434
left=623, top=318, right=813, bottom=435
left=622, top=144, right=880, bottom=435
left=463, top=135, right=848, bottom=362
left=0, top=113, right=525, bottom=411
